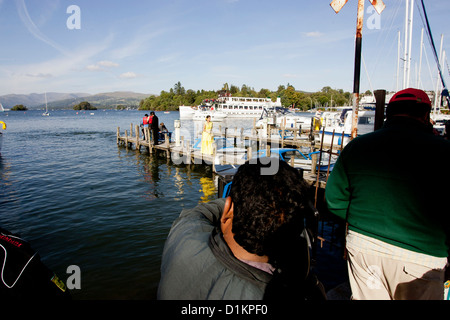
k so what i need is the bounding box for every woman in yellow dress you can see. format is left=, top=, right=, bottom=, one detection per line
left=201, top=115, right=213, bottom=155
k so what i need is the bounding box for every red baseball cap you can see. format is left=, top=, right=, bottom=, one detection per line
left=389, top=88, right=432, bottom=107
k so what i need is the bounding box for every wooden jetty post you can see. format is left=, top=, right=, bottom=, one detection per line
left=135, top=124, right=140, bottom=151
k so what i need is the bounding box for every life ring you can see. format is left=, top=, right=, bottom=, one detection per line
left=0, top=121, right=6, bottom=130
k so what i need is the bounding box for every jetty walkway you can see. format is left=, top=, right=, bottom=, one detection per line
left=116, top=120, right=342, bottom=191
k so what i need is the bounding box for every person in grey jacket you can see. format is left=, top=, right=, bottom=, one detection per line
left=157, top=158, right=325, bottom=300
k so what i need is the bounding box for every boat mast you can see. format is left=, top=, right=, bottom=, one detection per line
left=403, top=0, right=414, bottom=89
left=397, top=30, right=401, bottom=92
left=434, top=34, right=444, bottom=115
left=406, top=0, right=414, bottom=88
left=417, top=28, right=424, bottom=88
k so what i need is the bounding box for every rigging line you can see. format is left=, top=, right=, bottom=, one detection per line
left=361, top=54, right=374, bottom=99
left=418, top=0, right=446, bottom=89
left=445, top=53, right=450, bottom=78
left=369, top=0, right=403, bottom=80
left=422, top=40, right=436, bottom=90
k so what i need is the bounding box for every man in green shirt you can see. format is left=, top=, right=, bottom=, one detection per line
left=325, top=88, right=450, bottom=299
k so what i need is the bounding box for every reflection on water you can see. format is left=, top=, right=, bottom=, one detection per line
left=199, top=176, right=216, bottom=203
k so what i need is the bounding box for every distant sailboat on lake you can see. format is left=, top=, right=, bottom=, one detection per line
left=42, top=92, right=50, bottom=116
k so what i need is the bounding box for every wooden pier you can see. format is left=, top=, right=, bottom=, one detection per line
left=116, top=121, right=334, bottom=191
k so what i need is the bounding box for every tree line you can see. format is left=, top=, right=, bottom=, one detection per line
left=139, top=82, right=357, bottom=111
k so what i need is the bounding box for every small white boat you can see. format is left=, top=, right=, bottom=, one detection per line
left=316, top=108, right=376, bottom=147
left=42, top=92, right=50, bottom=116
left=431, top=113, right=450, bottom=135
left=255, top=107, right=312, bottom=131
left=179, top=105, right=197, bottom=118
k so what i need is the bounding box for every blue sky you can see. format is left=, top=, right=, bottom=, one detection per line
left=0, top=0, right=448, bottom=96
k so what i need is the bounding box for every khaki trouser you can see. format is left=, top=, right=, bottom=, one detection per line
left=346, top=245, right=445, bottom=300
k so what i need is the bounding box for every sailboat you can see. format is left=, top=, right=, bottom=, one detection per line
left=42, top=92, right=50, bottom=116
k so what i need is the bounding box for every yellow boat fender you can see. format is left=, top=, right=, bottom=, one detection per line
left=0, top=121, right=6, bottom=130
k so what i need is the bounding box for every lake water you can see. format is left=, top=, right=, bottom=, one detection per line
left=0, top=109, right=346, bottom=300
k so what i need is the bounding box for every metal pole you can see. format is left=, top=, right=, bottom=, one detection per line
left=351, top=0, right=365, bottom=140
left=406, top=0, right=414, bottom=88
left=403, top=0, right=410, bottom=89
left=397, top=31, right=401, bottom=92
left=418, top=28, right=424, bottom=88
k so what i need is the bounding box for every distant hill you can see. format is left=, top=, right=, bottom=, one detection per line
left=0, top=91, right=152, bottom=110
left=0, top=92, right=90, bottom=108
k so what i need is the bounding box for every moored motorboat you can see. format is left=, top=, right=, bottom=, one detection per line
left=316, top=108, right=376, bottom=147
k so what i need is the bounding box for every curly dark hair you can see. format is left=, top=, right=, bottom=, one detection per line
left=229, top=157, right=311, bottom=263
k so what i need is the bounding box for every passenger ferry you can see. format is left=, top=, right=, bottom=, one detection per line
left=212, top=95, right=282, bottom=118
left=179, top=94, right=282, bottom=119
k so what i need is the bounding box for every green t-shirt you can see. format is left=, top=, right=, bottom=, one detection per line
left=325, top=117, right=450, bottom=258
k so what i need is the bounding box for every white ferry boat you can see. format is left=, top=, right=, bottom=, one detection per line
left=213, top=95, right=282, bottom=118
left=179, top=94, right=282, bottom=119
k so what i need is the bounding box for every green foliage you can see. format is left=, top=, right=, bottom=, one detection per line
left=11, top=104, right=28, bottom=111
left=73, top=101, right=97, bottom=110
left=138, top=82, right=353, bottom=111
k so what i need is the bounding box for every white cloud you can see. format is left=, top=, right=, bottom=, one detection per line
left=98, top=61, right=119, bottom=68
left=305, top=31, right=324, bottom=38
left=15, top=0, right=71, bottom=56
left=120, top=72, right=138, bottom=79
left=111, top=28, right=169, bottom=60
left=86, top=60, right=119, bottom=71
left=26, top=73, right=53, bottom=78
left=86, top=64, right=102, bottom=71
left=0, top=34, right=115, bottom=94
left=157, top=54, right=180, bottom=63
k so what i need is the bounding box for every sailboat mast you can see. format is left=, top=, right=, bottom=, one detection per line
left=403, top=0, right=414, bottom=89
left=403, top=0, right=409, bottom=89
left=417, top=28, right=424, bottom=88
left=397, top=30, right=401, bottom=92
left=434, top=34, right=444, bottom=114
left=406, top=0, right=414, bottom=88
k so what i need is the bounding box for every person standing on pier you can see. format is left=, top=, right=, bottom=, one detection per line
left=201, top=115, right=213, bottom=155
left=142, top=114, right=150, bottom=140
left=158, top=158, right=326, bottom=300
left=150, top=111, right=159, bottom=144
left=326, top=88, right=450, bottom=300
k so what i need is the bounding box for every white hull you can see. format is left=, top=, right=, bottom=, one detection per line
left=317, top=109, right=376, bottom=147
left=192, top=111, right=227, bottom=122
left=215, top=110, right=264, bottom=118
left=181, top=95, right=284, bottom=119
left=214, top=96, right=282, bottom=118
left=179, top=105, right=197, bottom=118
